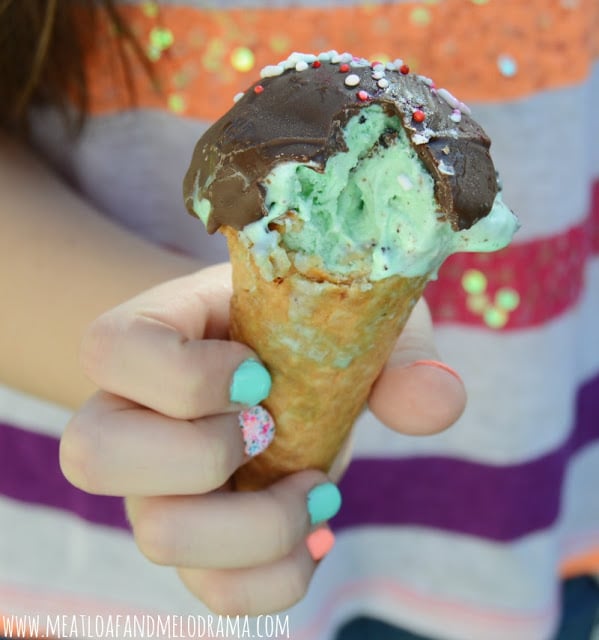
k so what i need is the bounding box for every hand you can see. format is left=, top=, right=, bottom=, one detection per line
left=60, top=264, right=465, bottom=616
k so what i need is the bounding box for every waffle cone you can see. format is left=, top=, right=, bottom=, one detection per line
left=222, top=227, right=429, bottom=491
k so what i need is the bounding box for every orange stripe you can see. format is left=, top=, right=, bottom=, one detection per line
left=561, top=547, right=599, bottom=579
left=82, top=0, right=598, bottom=120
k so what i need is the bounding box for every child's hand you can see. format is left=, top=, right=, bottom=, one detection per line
left=60, top=263, right=465, bottom=615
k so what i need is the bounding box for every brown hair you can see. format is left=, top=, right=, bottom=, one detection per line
left=0, top=0, right=148, bottom=134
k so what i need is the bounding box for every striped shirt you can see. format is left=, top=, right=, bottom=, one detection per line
left=1, top=1, right=598, bottom=638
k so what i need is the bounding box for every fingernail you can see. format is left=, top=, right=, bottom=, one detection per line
left=307, top=482, right=342, bottom=525
left=230, top=359, right=272, bottom=406
left=409, top=360, right=462, bottom=383
left=238, top=405, right=275, bottom=457
left=306, top=527, right=335, bottom=561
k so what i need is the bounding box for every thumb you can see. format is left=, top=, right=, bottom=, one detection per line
left=368, top=298, right=467, bottom=436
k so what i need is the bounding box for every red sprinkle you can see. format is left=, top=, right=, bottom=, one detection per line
left=357, top=90, right=370, bottom=102
left=254, top=84, right=264, bottom=94
left=371, top=60, right=382, bottom=68
left=413, top=109, right=426, bottom=123
left=400, top=64, right=410, bottom=75
left=339, top=63, right=350, bottom=73
left=312, top=60, right=321, bottom=68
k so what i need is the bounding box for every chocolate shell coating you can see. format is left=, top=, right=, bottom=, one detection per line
left=183, top=57, right=499, bottom=233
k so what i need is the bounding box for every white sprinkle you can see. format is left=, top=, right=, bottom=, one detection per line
left=458, top=101, right=472, bottom=116
left=233, top=92, right=244, bottom=103
left=449, top=110, right=462, bottom=123
left=397, top=174, right=413, bottom=190
left=417, top=75, right=434, bottom=86
left=344, top=74, right=361, bottom=87
left=372, top=63, right=385, bottom=72
left=339, top=52, right=353, bottom=63
left=377, top=78, right=389, bottom=89
left=260, top=64, right=284, bottom=78
left=412, top=133, right=430, bottom=145
left=438, top=160, right=455, bottom=176
left=295, top=61, right=309, bottom=72
left=437, top=88, right=460, bottom=109
left=372, top=70, right=385, bottom=80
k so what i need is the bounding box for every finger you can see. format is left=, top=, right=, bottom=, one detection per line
left=60, top=391, right=268, bottom=496
left=80, top=265, right=271, bottom=419
left=368, top=298, right=467, bottom=435
left=177, top=540, right=319, bottom=616
left=126, top=471, right=340, bottom=570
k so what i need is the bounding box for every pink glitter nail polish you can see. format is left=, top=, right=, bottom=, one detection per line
left=238, top=406, right=275, bottom=456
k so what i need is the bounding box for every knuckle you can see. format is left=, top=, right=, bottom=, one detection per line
left=133, top=500, right=173, bottom=566
left=60, top=412, right=104, bottom=493
left=79, top=312, right=119, bottom=385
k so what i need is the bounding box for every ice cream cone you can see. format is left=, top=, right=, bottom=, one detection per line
left=223, top=227, right=429, bottom=491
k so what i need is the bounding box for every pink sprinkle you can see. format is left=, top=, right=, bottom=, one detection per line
left=357, top=90, right=370, bottom=102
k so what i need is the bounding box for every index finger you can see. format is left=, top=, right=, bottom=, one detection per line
left=80, top=263, right=265, bottom=418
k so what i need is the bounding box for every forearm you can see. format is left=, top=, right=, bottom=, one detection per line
left=0, top=133, right=202, bottom=409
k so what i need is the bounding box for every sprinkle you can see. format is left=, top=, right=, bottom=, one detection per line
left=438, top=160, right=455, bottom=175
left=400, top=64, right=410, bottom=75
left=357, top=90, right=370, bottom=102
left=450, top=109, right=462, bottom=123
left=497, top=54, right=518, bottom=78
left=372, top=70, right=385, bottom=80
left=295, top=60, right=309, bottom=72
left=377, top=78, right=389, bottom=89
left=254, top=84, right=264, bottom=94
left=344, top=74, right=361, bottom=87
left=412, top=109, right=426, bottom=123
left=312, top=60, right=322, bottom=68
left=260, top=64, right=284, bottom=78
left=238, top=406, right=275, bottom=457
left=233, top=92, right=244, bottom=103
left=437, top=87, right=460, bottom=109
left=339, top=63, right=350, bottom=73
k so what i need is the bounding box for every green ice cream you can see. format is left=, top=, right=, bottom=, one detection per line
left=184, top=51, right=518, bottom=283
left=240, top=105, right=516, bottom=281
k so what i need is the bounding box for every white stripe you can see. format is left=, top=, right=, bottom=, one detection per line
left=473, top=81, right=593, bottom=242
left=353, top=257, right=599, bottom=464
left=0, top=498, right=204, bottom=616
left=0, top=386, right=71, bottom=437
left=288, top=527, right=560, bottom=640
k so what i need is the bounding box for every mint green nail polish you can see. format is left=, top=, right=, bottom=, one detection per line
left=307, top=483, right=342, bottom=525
left=230, top=359, right=272, bottom=406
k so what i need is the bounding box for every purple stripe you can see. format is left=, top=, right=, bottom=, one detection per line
left=333, top=372, right=599, bottom=540
left=0, top=423, right=128, bottom=530
left=0, top=372, right=598, bottom=540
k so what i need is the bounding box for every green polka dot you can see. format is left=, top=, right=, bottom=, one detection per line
left=470, top=0, right=490, bottom=4
left=150, top=27, right=174, bottom=51
left=484, top=307, right=508, bottom=329
left=231, top=47, right=255, bottom=72
left=466, top=293, right=489, bottom=314
left=495, top=288, right=520, bottom=311
left=168, top=94, right=186, bottom=113
left=462, top=269, right=487, bottom=295
left=410, top=7, right=432, bottom=25
left=142, top=1, right=159, bottom=18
